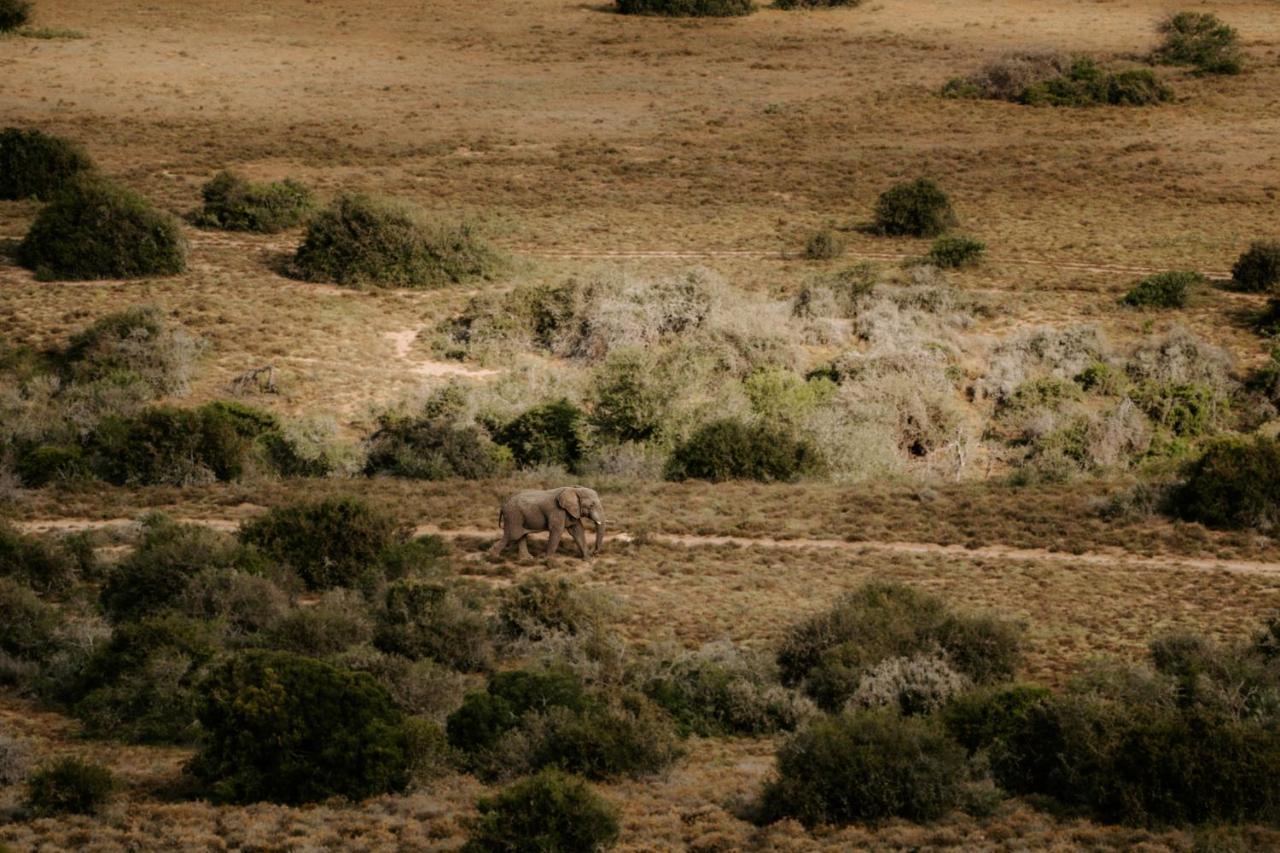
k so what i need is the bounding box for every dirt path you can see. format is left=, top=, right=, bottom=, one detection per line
left=14, top=516, right=1280, bottom=578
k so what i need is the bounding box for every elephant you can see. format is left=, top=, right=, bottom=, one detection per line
left=488, top=486, right=606, bottom=561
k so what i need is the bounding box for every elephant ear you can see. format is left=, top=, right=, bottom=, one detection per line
left=557, top=487, right=582, bottom=519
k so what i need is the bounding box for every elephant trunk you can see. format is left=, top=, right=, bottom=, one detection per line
left=591, top=511, right=605, bottom=554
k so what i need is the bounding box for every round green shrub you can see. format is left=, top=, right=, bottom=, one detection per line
left=664, top=418, right=823, bottom=483
left=88, top=404, right=254, bottom=486
left=0, top=522, right=79, bottom=593
left=0, top=127, right=94, bottom=200
left=941, top=683, right=1050, bottom=753
left=293, top=193, right=501, bottom=288
left=589, top=350, right=667, bottom=443
left=0, top=577, right=61, bottom=662
left=1152, top=12, right=1243, bottom=75
left=497, top=576, right=608, bottom=642
left=758, top=710, right=966, bottom=826
left=1231, top=241, right=1280, bottom=293
left=1173, top=436, right=1280, bottom=530
left=18, top=179, right=187, bottom=280
left=926, top=235, right=986, bottom=269
left=191, top=650, right=410, bottom=804
left=24, top=758, right=114, bottom=818
left=193, top=170, right=314, bottom=233
left=374, top=579, right=494, bottom=672
left=463, top=769, right=620, bottom=853
left=803, top=230, right=845, bottom=261
left=616, top=0, right=754, bottom=16
left=1120, top=270, right=1203, bottom=309
left=493, top=399, right=587, bottom=471
left=13, top=444, right=87, bottom=487
left=238, top=496, right=408, bottom=590
left=365, top=415, right=508, bottom=480
left=873, top=178, right=957, bottom=238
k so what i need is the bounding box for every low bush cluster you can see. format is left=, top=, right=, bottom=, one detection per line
left=375, top=579, right=493, bottom=672
left=615, top=0, right=754, bottom=15
left=193, top=170, right=314, bottom=233
left=365, top=412, right=509, bottom=480
left=464, top=769, right=619, bottom=853
left=803, top=230, right=845, bottom=260
left=497, top=575, right=611, bottom=643
left=1172, top=435, right=1280, bottom=530
left=873, top=178, right=956, bottom=238
left=18, top=178, right=188, bottom=280
left=1232, top=241, right=1280, bottom=293
left=293, top=193, right=501, bottom=288
left=24, top=757, right=114, bottom=818
left=1120, top=270, right=1203, bottom=309
left=1152, top=11, right=1243, bottom=75
left=492, top=399, right=587, bottom=472
left=0, top=127, right=94, bottom=200
left=944, top=54, right=1171, bottom=107
left=1, top=522, right=81, bottom=593
left=926, top=235, right=985, bottom=269
left=664, top=418, right=823, bottom=483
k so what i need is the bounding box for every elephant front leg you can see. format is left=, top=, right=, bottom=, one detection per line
left=570, top=523, right=590, bottom=560
left=546, top=520, right=564, bottom=561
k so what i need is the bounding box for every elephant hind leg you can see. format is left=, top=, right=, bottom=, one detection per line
left=487, top=532, right=509, bottom=557
left=517, top=535, right=531, bottom=561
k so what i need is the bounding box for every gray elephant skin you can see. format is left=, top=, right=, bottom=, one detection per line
left=489, top=486, right=606, bottom=560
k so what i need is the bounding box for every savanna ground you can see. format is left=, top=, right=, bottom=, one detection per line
left=3, top=0, right=1280, bottom=848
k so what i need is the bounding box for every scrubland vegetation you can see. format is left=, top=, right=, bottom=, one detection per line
left=3, top=0, right=1280, bottom=848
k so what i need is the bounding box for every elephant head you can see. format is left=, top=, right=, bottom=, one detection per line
left=557, top=486, right=606, bottom=554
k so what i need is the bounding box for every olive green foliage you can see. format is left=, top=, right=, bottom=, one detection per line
left=447, top=668, right=591, bottom=755
left=803, top=230, right=845, bottom=260
left=0, top=577, right=61, bottom=663
left=0, top=0, right=32, bottom=31
left=365, top=414, right=508, bottom=480
left=60, top=306, right=195, bottom=396
left=776, top=0, right=861, bottom=7
left=1021, top=59, right=1171, bottom=107
left=375, top=579, right=494, bottom=672
left=743, top=369, right=835, bottom=427
left=615, top=0, right=754, bottom=16
left=588, top=350, right=667, bottom=443
left=192, top=170, right=314, bottom=233
left=463, top=769, right=620, bottom=853
left=776, top=582, right=1022, bottom=710
left=191, top=650, right=410, bottom=804
left=1172, top=435, right=1280, bottom=530
left=643, top=642, right=814, bottom=736
left=89, top=404, right=256, bottom=486
left=377, top=535, right=452, bottom=583
left=24, top=758, right=113, bottom=818
left=101, top=516, right=264, bottom=623
left=1131, top=381, right=1225, bottom=438
left=942, top=683, right=1051, bottom=753
left=873, top=178, right=957, bottom=238
left=1152, top=12, right=1243, bottom=75
left=993, top=643, right=1280, bottom=825
left=758, top=710, right=967, bottom=826
left=267, top=590, right=373, bottom=657
left=1120, top=271, right=1204, bottom=309
left=0, top=523, right=79, bottom=593
left=73, top=616, right=219, bottom=743
left=0, top=127, right=93, bottom=200
left=239, top=496, right=408, bottom=590
left=493, top=399, right=587, bottom=471
left=1231, top=241, right=1280, bottom=293
left=926, top=235, right=985, bottom=269
left=293, top=193, right=501, bottom=288
left=18, top=178, right=187, bottom=280
left=664, top=418, right=823, bottom=483
left=497, top=575, right=609, bottom=642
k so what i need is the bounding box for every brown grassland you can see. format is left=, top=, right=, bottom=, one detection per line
left=3, top=0, right=1280, bottom=848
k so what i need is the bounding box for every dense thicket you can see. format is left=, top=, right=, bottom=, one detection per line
left=0, top=127, right=93, bottom=199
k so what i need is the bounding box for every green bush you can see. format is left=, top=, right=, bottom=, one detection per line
left=268, top=590, right=374, bottom=657
left=926, top=235, right=985, bottom=269
left=18, top=178, right=187, bottom=280
left=776, top=0, right=861, bottom=7
left=803, top=230, right=845, bottom=261
left=643, top=642, right=814, bottom=736
left=24, top=758, right=113, bottom=818
left=377, top=535, right=452, bottom=583
left=13, top=444, right=87, bottom=487
left=1231, top=241, right=1280, bottom=293
left=0, top=577, right=61, bottom=663
left=589, top=350, right=667, bottom=443
left=758, top=710, right=966, bottom=826
left=59, top=306, right=197, bottom=397
left=101, top=516, right=264, bottom=622
left=1133, top=381, right=1225, bottom=438
left=1120, top=271, right=1203, bottom=309
left=615, top=0, right=754, bottom=16
left=777, top=582, right=1022, bottom=710
left=192, top=170, right=314, bottom=233
left=365, top=415, right=508, bottom=480
left=497, top=575, right=610, bottom=643
left=89, top=404, right=254, bottom=486
left=447, top=668, right=592, bottom=755
left=1152, top=12, right=1243, bottom=75
left=374, top=579, right=493, bottom=672
left=293, top=193, right=501, bottom=288
left=464, top=769, right=619, bottom=852
left=0, top=522, right=79, bottom=593
left=1172, top=435, right=1280, bottom=530
left=177, top=568, right=288, bottom=641
left=847, top=653, right=971, bottom=717
left=493, top=399, right=587, bottom=471
left=73, top=615, right=219, bottom=743
left=664, top=418, right=822, bottom=483
left=942, top=683, right=1050, bottom=753
left=191, top=650, right=410, bottom=804
left=239, top=496, right=408, bottom=590
left=873, top=178, right=957, bottom=238
left=1021, top=58, right=1171, bottom=107
left=0, top=127, right=93, bottom=200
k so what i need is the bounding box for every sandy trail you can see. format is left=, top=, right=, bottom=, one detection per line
left=13, top=516, right=1280, bottom=579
